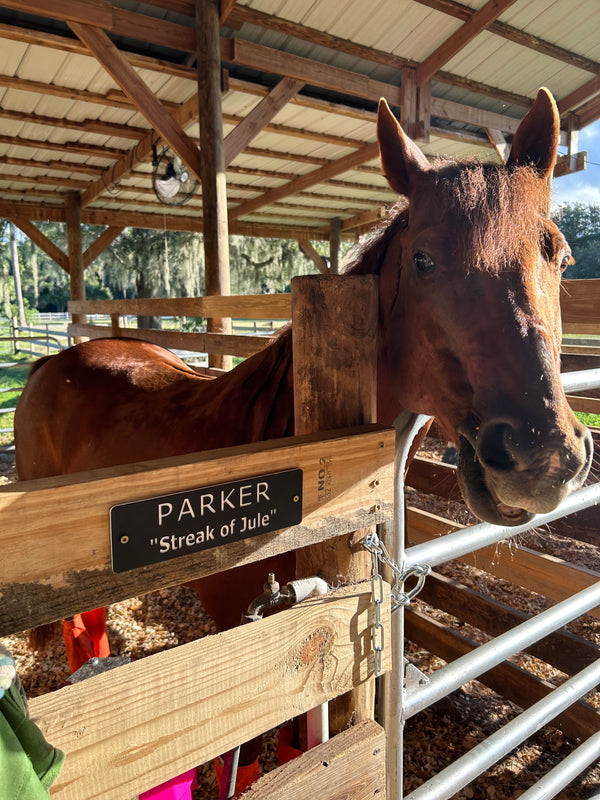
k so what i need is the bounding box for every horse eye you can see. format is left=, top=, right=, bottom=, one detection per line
left=560, top=252, right=572, bottom=274
left=413, top=251, right=436, bottom=274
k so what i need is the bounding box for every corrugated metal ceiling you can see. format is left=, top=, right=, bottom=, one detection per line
left=0, top=0, right=597, bottom=241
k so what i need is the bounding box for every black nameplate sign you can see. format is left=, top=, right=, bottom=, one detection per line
left=110, top=469, right=303, bottom=573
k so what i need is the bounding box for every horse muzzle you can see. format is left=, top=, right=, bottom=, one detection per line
left=456, top=416, right=594, bottom=526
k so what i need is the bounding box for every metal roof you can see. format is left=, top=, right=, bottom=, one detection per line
left=0, top=0, right=598, bottom=242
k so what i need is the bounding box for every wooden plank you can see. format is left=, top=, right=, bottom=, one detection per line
left=416, top=0, right=518, bottom=84
left=69, top=22, right=203, bottom=183
left=406, top=507, right=600, bottom=620
left=560, top=279, right=600, bottom=330
left=0, top=426, right=394, bottom=634
left=242, top=720, right=386, bottom=800
left=68, top=294, right=291, bottom=319
left=405, top=608, right=600, bottom=742
left=11, top=217, right=69, bottom=273
left=66, top=323, right=275, bottom=358
left=31, top=582, right=391, bottom=800
left=419, top=572, right=600, bottom=677
left=566, top=394, right=600, bottom=414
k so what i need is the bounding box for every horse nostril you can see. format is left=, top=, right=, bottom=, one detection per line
left=477, top=421, right=516, bottom=471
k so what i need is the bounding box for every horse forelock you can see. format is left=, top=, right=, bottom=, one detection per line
left=430, top=162, right=552, bottom=274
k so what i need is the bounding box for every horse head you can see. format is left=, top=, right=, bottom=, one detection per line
left=374, top=88, right=593, bottom=526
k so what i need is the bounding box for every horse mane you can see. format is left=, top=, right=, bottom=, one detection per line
left=433, top=162, right=551, bottom=274
left=341, top=161, right=551, bottom=277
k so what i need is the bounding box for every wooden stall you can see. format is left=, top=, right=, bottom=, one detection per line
left=0, top=275, right=396, bottom=799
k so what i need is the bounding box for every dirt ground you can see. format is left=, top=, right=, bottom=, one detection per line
left=2, top=441, right=600, bottom=799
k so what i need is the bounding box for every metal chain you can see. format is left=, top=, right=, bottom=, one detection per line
left=363, top=532, right=431, bottom=613
left=368, top=538, right=385, bottom=677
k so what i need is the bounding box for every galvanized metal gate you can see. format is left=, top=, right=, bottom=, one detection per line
left=378, top=367, right=600, bottom=800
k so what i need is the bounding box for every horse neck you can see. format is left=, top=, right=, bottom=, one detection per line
left=206, top=326, right=295, bottom=444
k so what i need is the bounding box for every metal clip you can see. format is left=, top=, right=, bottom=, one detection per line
left=363, top=532, right=431, bottom=612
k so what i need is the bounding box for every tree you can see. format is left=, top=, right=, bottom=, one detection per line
left=552, top=202, right=600, bottom=279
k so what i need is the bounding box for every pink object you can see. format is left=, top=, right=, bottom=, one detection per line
left=139, top=769, right=197, bottom=800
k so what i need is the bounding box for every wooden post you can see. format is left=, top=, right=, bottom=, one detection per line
left=197, top=0, right=232, bottom=370
left=65, top=192, right=86, bottom=343
left=329, top=217, right=342, bottom=275
left=292, top=274, right=379, bottom=731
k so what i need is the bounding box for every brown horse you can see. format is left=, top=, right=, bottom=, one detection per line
left=15, top=88, right=592, bottom=640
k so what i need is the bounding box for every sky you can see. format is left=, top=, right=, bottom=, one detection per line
left=551, top=119, right=600, bottom=210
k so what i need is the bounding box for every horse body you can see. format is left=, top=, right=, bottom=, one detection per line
left=15, top=88, right=593, bottom=637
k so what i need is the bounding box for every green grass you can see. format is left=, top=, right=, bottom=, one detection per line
left=0, top=349, right=35, bottom=447
left=575, top=411, right=600, bottom=429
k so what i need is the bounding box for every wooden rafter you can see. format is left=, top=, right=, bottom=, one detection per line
left=412, top=0, right=600, bottom=76
left=11, top=217, right=69, bottom=272
left=416, top=0, right=519, bottom=84
left=70, top=22, right=203, bottom=183
left=83, top=226, right=124, bottom=268
left=223, top=77, right=305, bottom=166
left=229, top=140, right=380, bottom=221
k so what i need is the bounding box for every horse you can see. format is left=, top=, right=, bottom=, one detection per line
left=15, top=83, right=592, bottom=696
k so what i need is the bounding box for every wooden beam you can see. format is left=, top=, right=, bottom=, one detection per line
left=83, top=226, right=124, bottom=268
left=0, top=106, right=146, bottom=141
left=412, top=0, right=600, bottom=76
left=558, top=74, right=600, bottom=117
left=68, top=294, right=292, bottom=319
left=220, top=0, right=238, bottom=24
left=485, top=127, right=509, bottom=162
left=0, top=0, right=113, bottom=27
left=223, top=77, right=305, bottom=166
left=197, top=0, right=231, bottom=370
left=329, top=217, right=342, bottom=274
left=416, top=0, right=519, bottom=84
left=298, top=240, right=328, bottom=275
left=0, top=19, right=196, bottom=80
left=69, top=22, right=203, bottom=182
left=65, top=192, right=86, bottom=336
left=230, top=140, right=380, bottom=221
left=11, top=218, right=69, bottom=273
left=226, top=4, right=533, bottom=110
left=227, top=38, right=403, bottom=107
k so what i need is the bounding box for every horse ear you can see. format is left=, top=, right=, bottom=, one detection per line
left=506, top=88, right=560, bottom=179
left=377, top=98, right=430, bottom=196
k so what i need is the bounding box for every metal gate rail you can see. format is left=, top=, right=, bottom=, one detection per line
left=385, top=368, right=600, bottom=800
